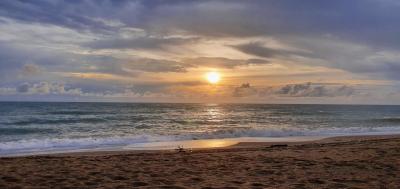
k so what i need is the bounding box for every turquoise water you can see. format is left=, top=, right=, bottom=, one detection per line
left=1, top=102, right=400, bottom=155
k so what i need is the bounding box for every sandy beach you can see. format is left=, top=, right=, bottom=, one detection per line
left=1, top=135, right=400, bottom=189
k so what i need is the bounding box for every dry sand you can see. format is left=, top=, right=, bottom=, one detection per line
left=1, top=135, right=400, bottom=188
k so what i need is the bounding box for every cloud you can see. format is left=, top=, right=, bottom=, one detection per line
left=0, top=0, right=400, bottom=103
left=2, top=80, right=204, bottom=101
left=276, top=83, right=355, bottom=97
left=280, top=37, right=400, bottom=80
left=16, top=83, right=30, bottom=93
left=77, top=57, right=187, bottom=74
left=0, top=87, right=15, bottom=95
left=84, top=36, right=198, bottom=50
left=2, top=0, right=400, bottom=49
left=16, top=82, right=82, bottom=95
left=183, top=57, right=269, bottom=69
left=124, top=58, right=187, bottom=73
left=143, top=0, right=400, bottom=49
left=0, top=0, right=141, bottom=33
left=20, top=64, right=41, bottom=75
left=0, top=42, right=82, bottom=80
left=231, top=82, right=356, bottom=98
left=232, top=83, right=258, bottom=97
left=231, top=42, right=311, bottom=58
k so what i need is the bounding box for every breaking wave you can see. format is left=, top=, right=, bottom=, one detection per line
left=2, top=126, right=400, bottom=156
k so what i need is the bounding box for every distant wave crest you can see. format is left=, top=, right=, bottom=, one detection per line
left=370, top=117, right=400, bottom=123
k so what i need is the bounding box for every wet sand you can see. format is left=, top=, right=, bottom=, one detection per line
left=1, top=135, right=400, bottom=188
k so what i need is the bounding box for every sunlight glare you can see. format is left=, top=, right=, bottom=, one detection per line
left=206, top=71, right=221, bottom=84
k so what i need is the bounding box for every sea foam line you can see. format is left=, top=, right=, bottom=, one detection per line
left=1, top=126, right=400, bottom=155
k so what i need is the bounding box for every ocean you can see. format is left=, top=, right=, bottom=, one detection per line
left=1, top=102, right=400, bottom=156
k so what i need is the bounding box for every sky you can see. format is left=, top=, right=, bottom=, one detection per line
left=0, top=0, right=400, bottom=104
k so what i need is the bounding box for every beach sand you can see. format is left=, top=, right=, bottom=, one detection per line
left=1, top=135, right=400, bottom=188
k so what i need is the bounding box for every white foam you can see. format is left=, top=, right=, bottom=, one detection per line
left=2, top=126, right=400, bottom=156
left=0, top=135, right=174, bottom=156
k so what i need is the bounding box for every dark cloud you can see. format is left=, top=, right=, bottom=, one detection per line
left=73, top=56, right=187, bottom=74
left=124, top=80, right=204, bottom=94
left=124, top=58, right=187, bottom=73
left=137, top=0, right=400, bottom=49
left=278, top=37, right=400, bottom=80
left=232, top=83, right=258, bottom=97
left=0, top=42, right=77, bottom=74
left=245, top=58, right=270, bottom=65
left=20, top=64, right=41, bottom=75
left=0, top=42, right=188, bottom=83
left=183, top=57, right=269, bottom=69
left=380, top=62, right=400, bottom=80
left=2, top=0, right=400, bottom=49
left=84, top=36, right=198, bottom=50
left=276, top=83, right=355, bottom=97
left=16, top=83, right=30, bottom=93
left=0, top=0, right=139, bottom=33
left=0, top=43, right=30, bottom=71
left=231, top=82, right=355, bottom=98
left=231, top=42, right=311, bottom=58
left=15, top=82, right=81, bottom=95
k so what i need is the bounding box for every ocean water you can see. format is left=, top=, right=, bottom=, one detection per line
left=1, top=102, right=400, bottom=155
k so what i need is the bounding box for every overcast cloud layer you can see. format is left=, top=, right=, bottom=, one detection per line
left=0, top=0, right=400, bottom=104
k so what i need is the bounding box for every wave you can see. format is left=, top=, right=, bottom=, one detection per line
left=49, top=110, right=110, bottom=115
left=8, top=117, right=108, bottom=126
left=369, top=117, right=400, bottom=123
left=182, top=126, right=400, bottom=139
left=0, top=128, right=57, bottom=135
left=2, top=126, right=400, bottom=156
left=0, top=135, right=175, bottom=156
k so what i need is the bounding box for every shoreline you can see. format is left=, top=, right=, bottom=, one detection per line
left=1, top=133, right=399, bottom=157
left=1, top=135, right=326, bottom=158
left=1, top=134, right=400, bottom=188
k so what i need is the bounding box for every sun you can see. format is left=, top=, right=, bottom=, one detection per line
left=206, top=71, right=221, bottom=84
